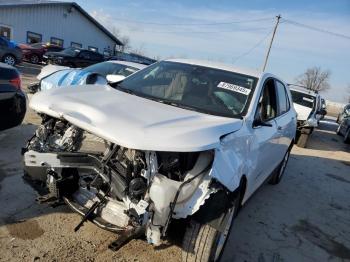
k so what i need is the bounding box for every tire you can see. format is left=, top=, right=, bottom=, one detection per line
left=182, top=205, right=236, bottom=262
left=30, top=54, right=40, bottom=64
left=2, top=54, right=16, bottom=66
left=344, top=128, right=350, bottom=144
left=296, top=133, right=308, bottom=148
left=269, top=148, right=291, bottom=185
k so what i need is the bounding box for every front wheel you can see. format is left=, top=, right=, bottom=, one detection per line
left=182, top=206, right=235, bottom=262
left=2, top=54, right=16, bottom=66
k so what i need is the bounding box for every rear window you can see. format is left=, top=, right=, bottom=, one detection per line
left=290, top=90, right=315, bottom=109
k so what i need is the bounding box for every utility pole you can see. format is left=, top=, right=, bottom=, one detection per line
left=262, top=15, right=281, bottom=71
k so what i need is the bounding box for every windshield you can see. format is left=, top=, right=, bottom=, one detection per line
left=82, top=62, right=139, bottom=77
left=290, top=90, right=315, bottom=108
left=115, top=61, right=258, bottom=118
left=61, top=47, right=81, bottom=56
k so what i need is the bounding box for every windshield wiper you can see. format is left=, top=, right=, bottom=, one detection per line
left=153, top=99, right=202, bottom=112
left=113, top=84, right=138, bottom=96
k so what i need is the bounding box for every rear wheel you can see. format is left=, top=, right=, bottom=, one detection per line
left=2, top=54, right=16, bottom=66
left=269, top=148, right=291, bottom=185
left=296, top=133, right=308, bottom=148
left=182, top=204, right=236, bottom=262
left=30, top=54, right=40, bottom=64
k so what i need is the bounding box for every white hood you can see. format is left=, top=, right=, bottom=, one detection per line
left=293, top=103, right=312, bottom=121
left=30, top=85, right=242, bottom=152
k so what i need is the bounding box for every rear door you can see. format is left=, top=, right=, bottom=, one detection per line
left=275, top=80, right=295, bottom=157
left=77, top=51, right=91, bottom=67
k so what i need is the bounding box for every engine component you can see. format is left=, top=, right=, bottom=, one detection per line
left=128, top=177, right=147, bottom=201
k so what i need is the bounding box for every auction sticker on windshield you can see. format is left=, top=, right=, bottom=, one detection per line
left=217, top=82, right=251, bottom=95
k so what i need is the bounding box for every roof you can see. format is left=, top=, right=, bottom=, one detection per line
left=165, top=58, right=262, bottom=78
left=107, top=60, right=148, bottom=70
left=0, top=1, right=123, bottom=46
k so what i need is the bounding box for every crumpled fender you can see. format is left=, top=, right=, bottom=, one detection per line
left=210, top=132, right=250, bottom=192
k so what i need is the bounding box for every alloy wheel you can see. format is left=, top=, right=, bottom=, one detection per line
left=4, top=55, right=15, bottom=66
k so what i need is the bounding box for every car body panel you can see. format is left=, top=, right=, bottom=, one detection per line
left=30, top=84, right=243, bottom=152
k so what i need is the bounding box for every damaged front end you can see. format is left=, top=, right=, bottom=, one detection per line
left=23, top=116, right=221, bottom=249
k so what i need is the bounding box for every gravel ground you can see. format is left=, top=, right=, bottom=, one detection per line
left=0, top=63, right=349, bottom=262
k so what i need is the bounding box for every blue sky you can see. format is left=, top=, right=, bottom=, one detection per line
left=72, top=0, right=350, bottom=102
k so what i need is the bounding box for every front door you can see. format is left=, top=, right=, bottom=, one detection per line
left=247, top=78, right=280, bottom=194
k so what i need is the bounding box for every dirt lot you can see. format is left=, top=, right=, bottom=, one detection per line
left=0, top=63, right=349, bottom=262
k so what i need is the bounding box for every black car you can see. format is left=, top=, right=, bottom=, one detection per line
left=45, top=47, right=104, bottom=68
left=336, top=104, right=350, bottom=143
left=0, top=62, right=26, bottom=130
left=336, top=103, right=350, bottom=124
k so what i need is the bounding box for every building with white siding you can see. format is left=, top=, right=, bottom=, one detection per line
left=0, top=0, right=123, bottom=55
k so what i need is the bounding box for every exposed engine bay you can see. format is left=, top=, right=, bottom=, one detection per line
left=23, top=116, right=218, bottom=248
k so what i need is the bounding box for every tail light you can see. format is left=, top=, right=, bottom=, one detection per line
left=9, top=76, right=21, bottom=90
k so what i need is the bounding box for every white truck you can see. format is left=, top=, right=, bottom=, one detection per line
left=289, top=87, right=326, bottom=147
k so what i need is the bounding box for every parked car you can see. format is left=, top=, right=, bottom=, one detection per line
left=45, top=47, right=104, bottom=68
left=289, top=87, right=325, bottom=147
left=0, top=62, right=26, bottom=130
left=27, top=61, right=146, bottom=93
left=109, top=51, right=157, bottom=65
left=336, top=103, right=350, bottom=124
left=336, top=104, right=350, bottom=143
left=23, top=59, right=296, bottom=262
left=19, top=42, right=63, bottom=64
left=0, top=36, right=22, bottom=66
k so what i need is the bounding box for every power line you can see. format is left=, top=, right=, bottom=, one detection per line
left=137, top=26, right=272, bottom=34
left=282, top=18, right=350, bottom=40
left=111, top=17, right=274, bottom=26
left=232, top=29, right=274, bottom=64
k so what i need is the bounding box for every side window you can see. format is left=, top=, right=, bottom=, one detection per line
left=276, top=80, right=290, bottom=115
left=0, top=37, right=7, bottom=47
left=258, top=79, right=278, bottom=121
left=79, top=51, right=91, bottom=59
left=89, top=52, right=102, bottom=61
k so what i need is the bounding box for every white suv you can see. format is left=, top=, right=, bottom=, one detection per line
left=290, top=88, right=325, bottom=147
left=23, top=59, right=296, bottom=261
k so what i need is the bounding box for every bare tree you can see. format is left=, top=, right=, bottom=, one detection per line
left=347, top=84, right=350, bottom=103
left=296, top=67, right=331, bottom=92
left=110, top=26, right=131, bottom=52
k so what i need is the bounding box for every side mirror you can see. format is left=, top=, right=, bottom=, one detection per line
left=106, top=74, right=126, bottom=84
left=253, top=105, right=273, bottom=127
